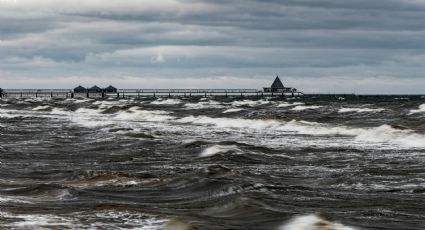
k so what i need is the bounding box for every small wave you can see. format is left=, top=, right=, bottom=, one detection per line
left=0, top=196, right=32, bottom=204
left=292, top=105, right=323, bottom=111
left=163, top=218, right=200, bottom=230
left=184, top=100, right=224, bottom=109
left=178, top=116, right=281, bottom=129
left=277, top=102, right=304, bottom=107
left=92, top=100, right=125, bottom=109
left=66, top=171, right=160, bottom=188
left=151, top=98, right=182, bottom=105
left=32, top=105, right=51, bottom=111
left=409, top=104, right=425, bottom=114
left=223, top=108, right=244, bottom=113
left=199, top=145, right=242, bottom=157
left=75, top=108, right=102, bottom=115
left=114, top=107, right=174, bottom=122
left=279, top=214, right=356, bottom=230
left=231, top=100, right=270, bottom=107
left=338, top=108, right=385, bottom=113
left=50, top=108, right=70, bottom=115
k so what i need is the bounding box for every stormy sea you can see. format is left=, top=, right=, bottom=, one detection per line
left=0, top=95, right=424, bottom=230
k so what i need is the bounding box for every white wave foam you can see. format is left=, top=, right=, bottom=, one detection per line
left=199, top=145, right=241, bottom=157
left=92, top=100, right=124, bottom=109
left=184, top=100, right=224, bottom=109
left=223, top=108, right=244, bottom=113
left=50, top=108, right=71, bottom=115
left=114, top=107, right=174, bottom=122
left=151, top=98, right=182, bottom=105
left=75, top=108, right=102, bottom=115
left=277, top=102, right=304, bottom=107
left=178, top=116, right=281, bottom=129
left=0, top=211, right=166, bottom=230
left=0, top=196, right=32, bottom=204
left=231, top=100, right=270, bottom=107
left=292, top=105, right=323, bottom=111
left=32, top=105, right=50, bottom=111
left=409, top=104, right=425, bottom=114
left=338, top=108, right=385, bottom=113
left=279, top=214, right=356, bottom=230
left=177, top=116, right=425, bottom=148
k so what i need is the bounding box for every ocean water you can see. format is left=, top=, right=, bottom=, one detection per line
left=0, top=96, right=424, bottom=230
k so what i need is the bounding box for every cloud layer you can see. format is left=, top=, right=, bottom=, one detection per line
left=1, top=0, right=425, bottom=93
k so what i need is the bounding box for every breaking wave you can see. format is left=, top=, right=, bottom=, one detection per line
left=199, top=145, right=242, bottom=157
left=223, top=108, right=244, bottom=113
left=32, top=105, right=51, bottom=111
left=177, top=116, right=425, bottom=148
left=184, top=100, right=224, bottom=109
left=409, top=104, right=425, bottom=114
left=114, top=107, right=174, bottom=122
left=338, top=108, right=385, bottom=113
left=291, top=105, right=323, bottom=111
left=277, top=102, right=304, bottom=107
left=231, top=100, right=270, bottom=107
left=279, top=214, right=356, bottom=230
left=151, top=98, right=182, bottom=105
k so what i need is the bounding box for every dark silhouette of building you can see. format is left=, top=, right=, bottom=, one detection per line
left=88, top=85, right=103, bottom=93
left=270, top=76, right=284, bottom=89
left=263, top=76, right=285, bottom=92
left=74, top=85, right=87, bottom=93
left=104, top=85, right=117, bottom=93
left=263, top=76, right=297, bottom=93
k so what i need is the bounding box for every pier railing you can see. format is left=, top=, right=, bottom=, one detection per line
left=0, top=88, right=302, bottom=98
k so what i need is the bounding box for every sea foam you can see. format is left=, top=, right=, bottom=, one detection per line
left=114, top=107, right=174, bottom=122
left=177, top=116, right=425, bottom=148
left=151, top=98, right=182, bottom=105
left=279, top=214, right=356, bottom=230
left=338, top=108, right=385, bottom=113
left=199, top=145, right=242, bottom=157
left=291, top=105, right=323, bottom=111
left=409, top=104, right=425, bottom=114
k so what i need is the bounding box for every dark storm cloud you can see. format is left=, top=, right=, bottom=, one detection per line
left=0, top=0, right=425, bottom=92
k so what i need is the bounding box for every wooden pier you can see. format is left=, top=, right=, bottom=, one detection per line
left=0, top=88, right=303, bottom=99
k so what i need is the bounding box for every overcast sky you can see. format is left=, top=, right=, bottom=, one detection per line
left=1, top=0, right=425, bottom=93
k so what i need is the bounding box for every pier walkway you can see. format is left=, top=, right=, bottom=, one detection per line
left=0, top=88, right=303, bottom=98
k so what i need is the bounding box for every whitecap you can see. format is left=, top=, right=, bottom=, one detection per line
left=292, top=105, right=323, bottom=111
left=199, top=145, right=242, bottom=157
left=277, top=102, right=304, bottom=107
left=32, top=105, right=50, bottom=111
left=151, top=98, right=182, bottom=105
left=114, top=107, right=174, bottom=122
left=177, top=116, right=425, bottom=148
left=231, top=100, right=270, bottom=107
left=184, top=100, right=224, bottom=109
left=279, top=214, right=356, bottom=230
left=338, top=108, right=385, bottom=113
left=409, top=104, right=425, bottom=114
left=223, top=108, right=244, bottom=113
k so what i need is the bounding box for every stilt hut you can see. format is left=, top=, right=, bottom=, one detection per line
left=74, top=85, right=87, bottom=93
left=263, top=76, right=285, bottom=92
left=88, top=85, right=103, bottom=93
left=104, top=85, right=118, bottom=93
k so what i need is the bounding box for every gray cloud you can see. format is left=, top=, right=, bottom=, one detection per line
left=0, top=0, right=424, bottom=93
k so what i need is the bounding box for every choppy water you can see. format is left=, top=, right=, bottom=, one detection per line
left=1, top=96, right=425, bottom=229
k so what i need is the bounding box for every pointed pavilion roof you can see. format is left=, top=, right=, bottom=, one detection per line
left=271, top=76, right=284, bottom=89
left=74, top=85, right=87, bottom=92
left=105, top=85, right=117, bottom=90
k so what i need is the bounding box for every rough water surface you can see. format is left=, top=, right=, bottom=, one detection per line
left=0, top=96, right=424, bottom=230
